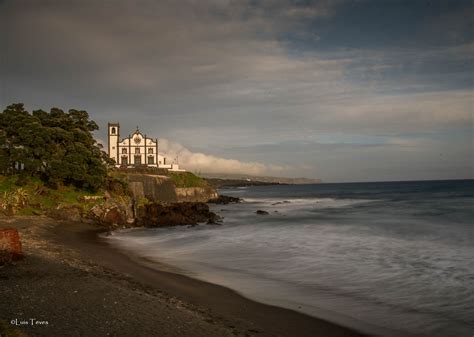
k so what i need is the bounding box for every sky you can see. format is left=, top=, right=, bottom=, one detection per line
left=1, top=0, right=473, bottom=182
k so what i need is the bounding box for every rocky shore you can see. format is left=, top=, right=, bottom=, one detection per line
left=45, top=198, right=214, bottom=228
left=0, top=217, right=234, bottom=337
left=46, top=194, right=241, bottom=230
left=0, top=216, right=367, bottom=337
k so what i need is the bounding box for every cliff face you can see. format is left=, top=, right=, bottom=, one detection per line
left=126, top=174, right=218, bottom=203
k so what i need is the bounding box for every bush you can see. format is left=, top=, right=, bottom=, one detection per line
left=0, top=188, right=29, bottom=215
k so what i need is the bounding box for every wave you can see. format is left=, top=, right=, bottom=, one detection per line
left=105, top=182, right=474, bottom=337
left=242, top=197, right=376, bottom=209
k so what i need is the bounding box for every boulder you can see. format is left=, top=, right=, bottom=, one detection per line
left=103, top=207, right=127, bottom=227
left=87, top=201, right=131, bottom=227
left=0, top=228, right=23, bottom=264
left=208, top=195, right=241, bottom=204
left=256, top=210, right=269, bottom=215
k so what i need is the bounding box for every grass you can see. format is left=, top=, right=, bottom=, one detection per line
left=167, top=172, right=208, bottom=188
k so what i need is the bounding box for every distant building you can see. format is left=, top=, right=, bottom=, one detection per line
left=107, top=123, right=184, bottom=171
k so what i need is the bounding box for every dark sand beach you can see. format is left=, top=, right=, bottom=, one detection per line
left=0, top=216, right=367, bottom=337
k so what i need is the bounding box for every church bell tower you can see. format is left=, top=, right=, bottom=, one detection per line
left=108, top=123, right=120, bottom=164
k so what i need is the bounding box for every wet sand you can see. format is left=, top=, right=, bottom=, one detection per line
left=0, top=216, right=368, bottom=337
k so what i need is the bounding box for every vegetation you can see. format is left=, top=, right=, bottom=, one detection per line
left=0, top=103, right=113, bottom=192
left=167, top=172, right=208, bottom=188
left=0, top=175, right=105, bottom=216
left=0, top=103, right=212, bottom=217
left=111, top=168, right=208, bottom=189
left=0, top=187, right=29, bottom=215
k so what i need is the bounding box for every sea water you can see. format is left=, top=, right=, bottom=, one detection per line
left=106, top=180, right=474, bottom=337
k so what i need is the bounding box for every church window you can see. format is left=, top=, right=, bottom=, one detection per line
left=111, top=127, right=116, bottom=134
left=148, top=156, right=154, bottom=164
left=122, top=148, right=127, bottom=154
left=134, top=155, right=141, bottom=165
left=121, top=156, right=128, bottom=165
left=135, top=148, right=140, bottom=154
left=148, top=148, right=153, bottom=154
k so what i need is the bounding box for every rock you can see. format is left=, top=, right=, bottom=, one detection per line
left=136, top=202, right=220, bottom=227
left=87, top=200, right=131, bottom=227
left=271, top=201, right=290, bottom=205
left=0, top=228, right=23, bottom=264
left=208, top=195, right=241, bottom=204
left=103, top=207, right=127, bottom=227
left=207, top=218, right=222, bottom=225
left=256, top=210, right=269, bottom=215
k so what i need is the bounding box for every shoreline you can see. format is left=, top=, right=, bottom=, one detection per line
left=1, top=216, right=368, bottom=337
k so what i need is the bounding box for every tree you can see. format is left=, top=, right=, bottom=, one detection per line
left=0, top=103, right=113, bottom=191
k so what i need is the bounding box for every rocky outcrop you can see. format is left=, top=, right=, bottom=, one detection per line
left=208, top=195, right=241, bottom=204
left=46, top=194, right=222, bottom=230
left=87, top=200, right=134, bottom=228
left=256, top=210, right=269, bottom=215
left=45, top=173, right=221, bottom=229
left=46, top=199, right=134, bottom=228
left=136, top=202, right=220, bottom=227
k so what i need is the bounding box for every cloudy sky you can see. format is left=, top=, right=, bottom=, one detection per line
left=1, top=0, right=473, bottom=182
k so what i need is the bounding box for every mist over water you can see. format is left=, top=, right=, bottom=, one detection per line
left=106, top=180, right=474, bottom=337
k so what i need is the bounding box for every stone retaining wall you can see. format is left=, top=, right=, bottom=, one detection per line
left=126, top=174, right=218, bottom=203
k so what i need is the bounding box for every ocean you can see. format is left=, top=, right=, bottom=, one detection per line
left=105, top=180, right=474, bottom=337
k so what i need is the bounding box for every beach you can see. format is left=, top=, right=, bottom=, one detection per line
left=102, top=181, right=474, bottom=337
left=0, top=216, right=366, bottom=337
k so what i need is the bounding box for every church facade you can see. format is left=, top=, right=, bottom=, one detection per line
left=107, top=123, right=183, bottom=171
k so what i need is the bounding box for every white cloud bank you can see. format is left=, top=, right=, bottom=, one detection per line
left=158, top=138, right=288, bottom=176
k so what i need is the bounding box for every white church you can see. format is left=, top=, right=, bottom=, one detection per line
left=107, top=122, right=184, bottom=171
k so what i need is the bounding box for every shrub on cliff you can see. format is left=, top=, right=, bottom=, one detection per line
left=0, top=103, right=113, bottom=191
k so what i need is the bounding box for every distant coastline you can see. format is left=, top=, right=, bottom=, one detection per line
left=203, top=173, right=321, bottom=188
